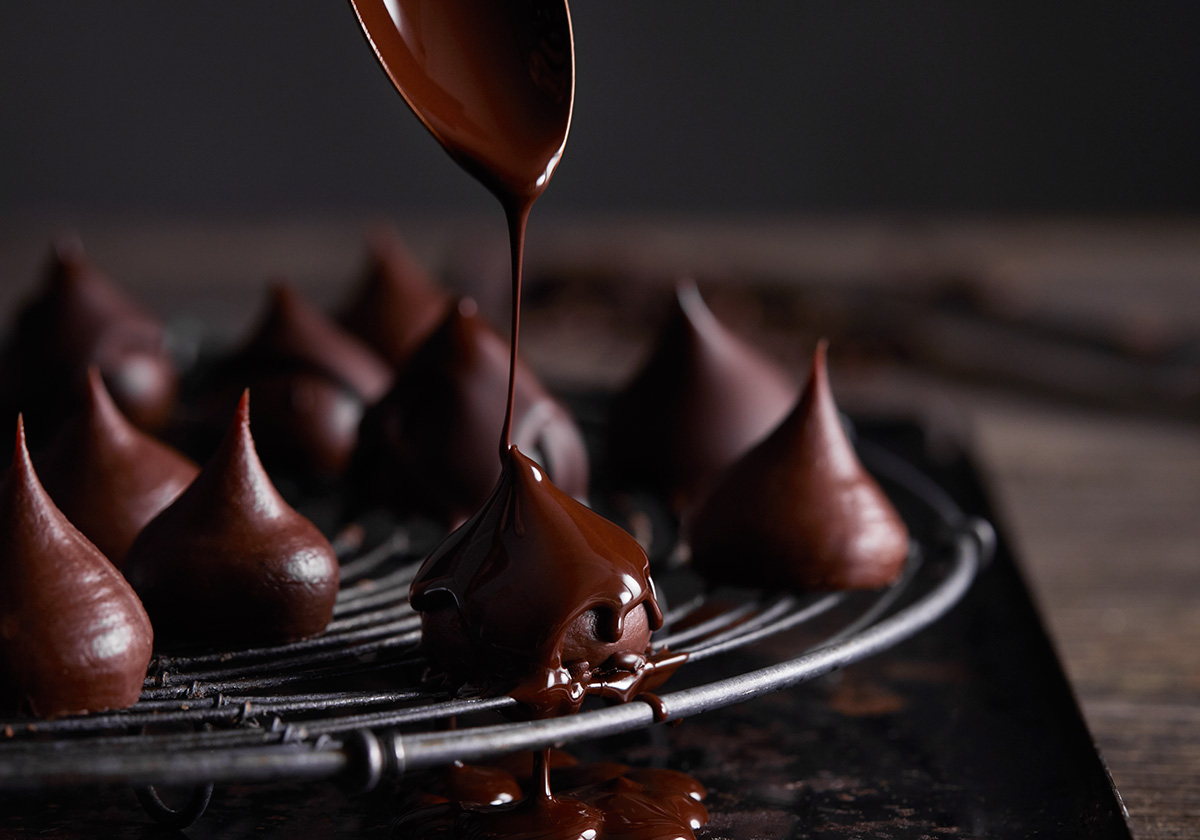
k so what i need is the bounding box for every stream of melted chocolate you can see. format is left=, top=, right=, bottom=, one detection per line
left=350, top=2, right=704, bottom=834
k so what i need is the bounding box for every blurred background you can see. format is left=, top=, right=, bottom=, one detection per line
left=2, top=1, right=1198, bottom=219
left=1, top=6, right=1199, bottom=836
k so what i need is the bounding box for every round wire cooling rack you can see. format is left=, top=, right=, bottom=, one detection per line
left=0, top=437, right=993, bottom=828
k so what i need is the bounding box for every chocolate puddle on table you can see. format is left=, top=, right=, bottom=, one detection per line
left=0, top=413, right=1131, bottom=839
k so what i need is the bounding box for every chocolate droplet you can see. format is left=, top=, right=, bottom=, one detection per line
left=36, top=368, right=198, bottom=569
left=411, top=446, right=671, bottom=719
left=198, top=282, right=392, bottom=478
left=0, top=239, right=178, bottom=440
left=354, top=299, right=588, bottom=526
left=0, top=416, right=153, bottom=718
left=338, top=228, right=450, bottom=368
left=124, top=392, right=340, bottom=648
left=688, top=341, right=909, bottom=591
left=606, top=281, right=796, bottom=512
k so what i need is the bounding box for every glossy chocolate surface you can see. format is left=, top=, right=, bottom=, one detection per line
left=0, top=240, right=178, bottom=438
left=411, top=446, right=676, bottom=719
left=36, top=368, right=198, bottom=569
left=688, top=342, right=910, bottom=591
left=348, top=0, right=573, bottom=208
left=354, top=299, right=588, bottom=526
left=396, top=751, right=707, bottom=840
left=606, top=281, right=797, bottom=512
left=123, top=392, right=339, bottom=648
left=0, top=417, right=153, bottom=718
left=202, top=283, right=392, bottom=478
left=338, top=227, right=449, bottom=368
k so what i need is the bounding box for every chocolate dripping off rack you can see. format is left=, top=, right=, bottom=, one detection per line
left=0, top=422, right=992, bottom=830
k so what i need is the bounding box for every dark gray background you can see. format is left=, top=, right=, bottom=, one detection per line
left=2, top=2, right=1198, bottom=218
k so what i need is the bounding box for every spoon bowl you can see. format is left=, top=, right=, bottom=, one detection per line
left=349, top=0, right=574, bottom=208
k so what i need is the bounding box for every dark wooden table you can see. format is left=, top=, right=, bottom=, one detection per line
left=1, top=216, right=1197, bottom=837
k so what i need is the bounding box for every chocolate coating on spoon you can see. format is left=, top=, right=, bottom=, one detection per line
left=0, top=239, right=178, bottom=439
left=338, top=227, right=450, bottom=368
left=0, top=417, right=153, bottom=718
left=124, top=392, right=340, bottom=648
left=201, top=282, right=393, bottom=478
left=688, top=342, right=910, bottom=591
left=349, top=0, right=573, bottom=208
left=606, top=281, right=797, bottom=512
left=411, top=446, right=678, bottom=719
left=36, top=368, right=198, bottom=569
left=354, top=299, right=588, bottom=526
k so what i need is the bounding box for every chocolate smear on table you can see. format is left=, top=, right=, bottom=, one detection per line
left=395, top=751, right=707, bottom=840
left=688, top=341, right=909, bottom=591
left=36, top=367, right=198, bottom=569
left=0, top=416, right=153, bottom=718
left=124, top=392, right=339, bottom=648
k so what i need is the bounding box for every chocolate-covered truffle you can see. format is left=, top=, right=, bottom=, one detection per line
left=411, top=446, right=679, bottom=719
left=35, top=368, right=199, bottom=569
left=124, top=392, right=340, bottom=648
left=688, top=342, right=909, bottom=591
left=338, top=227, right=450, bottom=368
left=0, top=417, right=153, bottom=718
left=354, top=299, right=588, bottom=526
left=0, top=239, right=178, bottom=439
left=606, top=281, right=796, bottom=512
left=199, top=282, right=392, bottom=478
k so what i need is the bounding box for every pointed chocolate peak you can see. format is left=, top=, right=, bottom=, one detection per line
left=0, top=415, right=153, bottom=718
left=123, top=391, right=340, bottom=648
left=1, top=241, right=178, bottom=437
left=688, top=342, right=909, bottom=591
left=243, top=282, right=391, bottom=402
left=412, top=446, right=671, bottom=718
left=606, top=281, right=797, bottom=512
left=354, top=299, right=588, bottom=526
left=36, top=368, right=199, bottom=568
left=199, top=284, right=393, bottom=478
left=339, top=228, right=449, bottom=367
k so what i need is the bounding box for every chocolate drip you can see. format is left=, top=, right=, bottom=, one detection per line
left=200, top=282, right=392, bottom=478
left=394, top=751, right=707, bottom=839
left=0, top=417, right=153, bottom=718
left=354, top=299, right=588, bottom=526
left=123, top=392, right=339, bottom=648
left=411, top=446, right=677, bottom=719
left=35, top=368, right=198, bottom=569
left=688, top=342, right=910, bottom=591
left=606, top=281, right=797, bottom=512
left=338, top=227, right=450, bottom=368
left=0, top=239, right=177, bottom=439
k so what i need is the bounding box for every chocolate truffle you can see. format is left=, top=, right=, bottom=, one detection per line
left=123, top=392, right=340, bottom=648
left=199, top=282, right=392, bottom=478
left=354, top=298, right=588, bottom=526
left=35, top=368, right=199, bottom=569
left=688, top=342, right=910, bottom=591
left=0, top=417, right=153, bottom=718
left=338, top=227, right=450, bottom=368
left=0, top=239, right=178, bottom=440
left=606, top=281, right=796, bottom=512
left=411, top=446, right=678, bottom=718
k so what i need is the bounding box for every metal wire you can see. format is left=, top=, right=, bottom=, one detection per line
left=0, top=439, right=990, bottom=801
